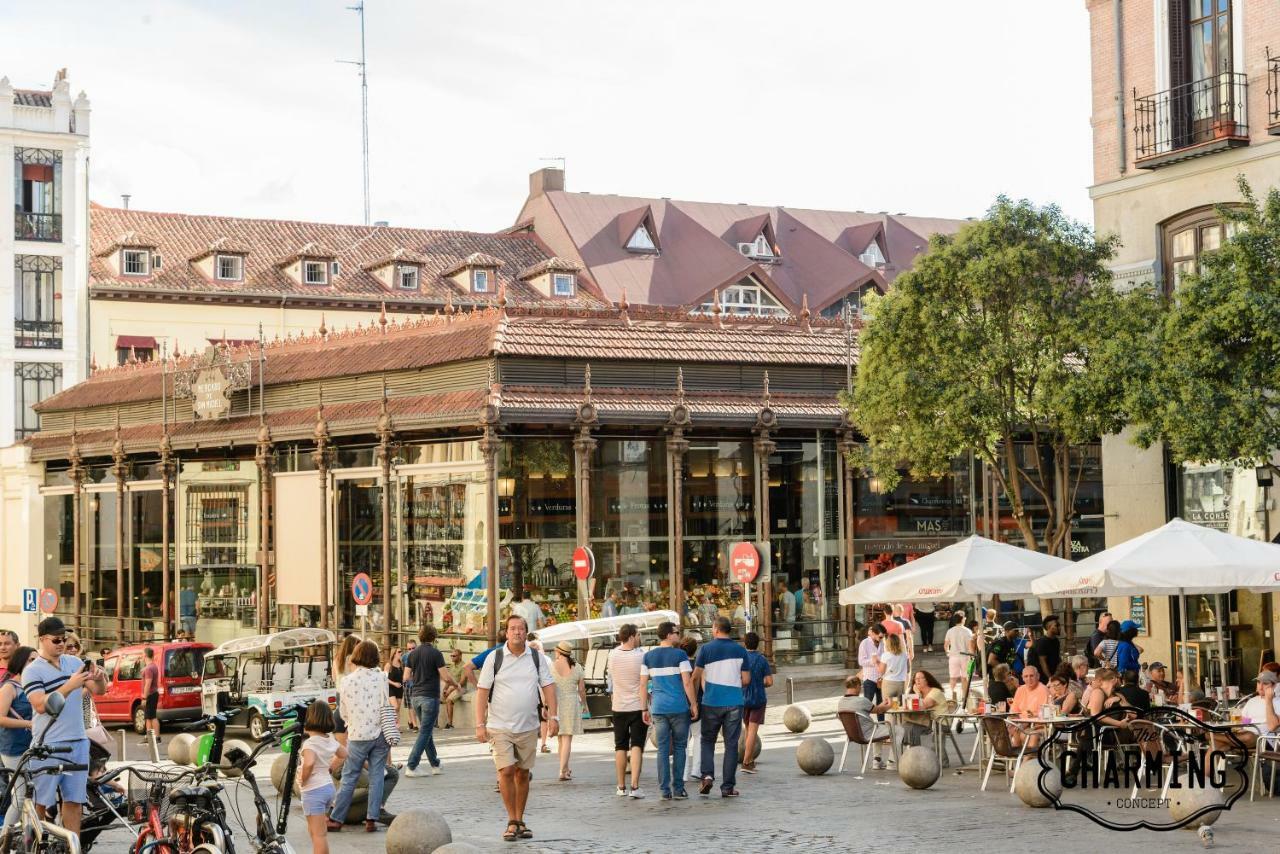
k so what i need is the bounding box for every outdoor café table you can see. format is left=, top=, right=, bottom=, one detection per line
left=1008, top=715, right=1082, bottom=770
left=934, top=710, right=1014, bottom=769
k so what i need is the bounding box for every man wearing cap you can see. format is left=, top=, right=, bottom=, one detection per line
left=22, top=616, right=107, bottom=835
left=1146, top=662, right=1175, bottom=703
left=1211, top=669, right=1280, bottom=751
left=987, top=621, right=1020, bottom=672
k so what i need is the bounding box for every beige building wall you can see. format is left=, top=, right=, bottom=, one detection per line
left=89, top=298, right=422, bottom=365
left=0, top=444, right=45, bottom=638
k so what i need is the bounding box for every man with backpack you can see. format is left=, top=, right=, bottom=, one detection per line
left=475, top=614, right=558, bottom=843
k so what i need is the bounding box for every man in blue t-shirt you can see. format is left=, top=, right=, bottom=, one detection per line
left=692, top=616, right=749, bottom=797
left=23, top=616, right=106, bottom=835
left=741, top=631, right=773, bottom=775
left=640, top=621, right=698, bottom=800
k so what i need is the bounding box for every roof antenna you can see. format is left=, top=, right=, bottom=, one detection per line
left=339, top=2, right=371, bottom=225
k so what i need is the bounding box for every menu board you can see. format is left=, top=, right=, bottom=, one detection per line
left=1129, top=596, right=1147, bottom=635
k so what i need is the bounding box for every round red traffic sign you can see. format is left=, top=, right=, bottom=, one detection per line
left=572, top=546, right=595, bottom=581
left=38, top=588, right=58, bottom=614
left=730, top=542, right=760, bottom=584
left=351, top=572, right=374, bottom=606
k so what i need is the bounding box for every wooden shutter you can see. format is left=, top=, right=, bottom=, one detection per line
left=1168, top=0, right=1191, bottom=148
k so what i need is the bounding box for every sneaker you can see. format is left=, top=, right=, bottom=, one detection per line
left=616, top=786, right=628, bottom=797
left=740, top=764, right=757, bottom=775
left=404, top=767, right=425, bottom=778
left=873, top=757, right=887, bottom=771
left=699, top=776, right=713, bottom=796
left=628, top=788, right=646, bottom=799
left=661, top=792, right=673, bottom=801
left=674, top=790, right=689, bottom=800
left=430, top=765, right=442, bottom=776
left=721, top=788, right=741, bottom=798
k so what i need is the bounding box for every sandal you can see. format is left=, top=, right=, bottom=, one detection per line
left=517, top=821, right=533, bottom=839
left=540, top=745, right=551, bottom=753
left=503, top=821, right=520, bottom=842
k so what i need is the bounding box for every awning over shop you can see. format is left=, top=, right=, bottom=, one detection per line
left=115, top=334, right=157, bottom=350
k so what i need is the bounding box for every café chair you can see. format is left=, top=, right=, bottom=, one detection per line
left=837, top=710, right=891, bottom=775
left=979, top=715, right=1023, bottom=793
left=1251, top=733, right=1280, bottom=801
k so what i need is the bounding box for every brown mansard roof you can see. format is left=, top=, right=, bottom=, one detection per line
left=88, top=205, right=609, bottom=310
left=36, top=305, right=857, bottom=413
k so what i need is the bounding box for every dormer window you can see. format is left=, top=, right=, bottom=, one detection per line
left=627, top=225, right=656, bottom=252
left=752, top=233, right=774, bottom=259
left=397, top=265, right=419, bottom=290
left=122, top=249, right=150, bottom=276
left=859, top=241, right=885, bottom=267
left=304, top=260, right=328, bottom=285
left=216, top=254, right=243, bottom=281
left=552, top=272, right=575, bottom=297
left=472, top=269, right=490, bottom=293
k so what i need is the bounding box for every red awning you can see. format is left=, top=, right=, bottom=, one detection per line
left=115, top=335, right=157, bottom=350
left=22, top=164, right=53, bottom=182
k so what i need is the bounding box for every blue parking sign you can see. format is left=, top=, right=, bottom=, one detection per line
left=21, top=588, right=38, bottom=613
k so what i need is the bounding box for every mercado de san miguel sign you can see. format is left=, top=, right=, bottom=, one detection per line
left=172, top=345, right=253, bottom=421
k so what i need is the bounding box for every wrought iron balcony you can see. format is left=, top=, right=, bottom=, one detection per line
left=14, top=319, right=63, bottom=349
left=13, top=211, right=62, bottom=242
left=1133, top=71, right=1249, bottom=169
left=1268, top=48, right=1280, bottom=134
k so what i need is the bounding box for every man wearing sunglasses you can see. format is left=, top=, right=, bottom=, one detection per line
left=21, top=617, right=106, bottom=835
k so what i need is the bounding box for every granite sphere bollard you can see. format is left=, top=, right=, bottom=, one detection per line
left=386, top=808, right=452, bottom=853
left=1014, top=761, right=1061, bottom=807
left=167, top=733, right=197, bottom=766
left=796, top=736, right=835, bottom=776
left=898, top=746, right=941, bottom=790
left=738, top=730, right=762, bottom=766
left=783, top=704, right=812, bottom=733
left=1168, top=786, right=1225, bottom=829
left=218, top=739, right=253, bottom=779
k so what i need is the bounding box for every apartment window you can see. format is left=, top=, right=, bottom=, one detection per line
left=304, top=260, right=328, bottom=285
left=397, top=265, right=419, bottom=290
left=1163, top=205, right=1238, bottom=292
left=122, top=249, right=150, bottom=276
left=14, top=148, right=62, bottom=241
left=753, top=233, right=774, bottom=259
left=859, top=241, right=886, bottom=267
left=698, top=279, right=788, bottom=317
left=14, top=255, right=62, bottom=349
left=472, top=269, right=490, bottom=293
left=216, top=254, right=243, bottom=281
left=627, top=225, right=656, bottom=252
left=14, top=362, right=62, bottom=438
left=552, top=273, right=575, bottom=297
left=116, top=346, right=155, bottom=365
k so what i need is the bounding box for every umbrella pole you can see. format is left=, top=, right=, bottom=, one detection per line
left=1215, top=593, right=1229, bottom=695
left=974, top=594, right=986, bottom=707
left=1178, top=590, right=1191, bottom=703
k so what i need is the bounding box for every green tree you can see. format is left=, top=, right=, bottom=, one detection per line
left=846, top=197, right=1160, bottom=554
left=1129, top=178, right=1280, bottom=466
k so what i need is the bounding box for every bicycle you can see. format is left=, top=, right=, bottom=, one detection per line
left=219, top=706, right=307, bottom=854
left=0, top=693, right=89, bottom=854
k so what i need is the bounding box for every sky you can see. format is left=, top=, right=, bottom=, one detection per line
left=3, top=0, right=1095, bottom=232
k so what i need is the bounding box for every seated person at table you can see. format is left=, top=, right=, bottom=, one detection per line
left=1116, top=670, right=1150, bottom=712
left=1211, top=669, right=1280, bottom=752
left=1069, top=655, right=1090, bottom=696
left=1145, top=662, right=1175, bottom=703
left=1047, top=675, right=1081, bottom=716
left=900, top=670, right=947, bottom=749
left=1084, top=668, right=1134, bottom=744
left=1008, top=666, right=1050, bottom=749
left=987, top=664, right=1018, bottom=708
left=837, top=676, right=891, bottom=770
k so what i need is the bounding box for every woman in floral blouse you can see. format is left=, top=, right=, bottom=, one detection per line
left=326, top=640, right=391, bottom=834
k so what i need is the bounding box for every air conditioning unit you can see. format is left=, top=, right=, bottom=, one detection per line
left=737, top=242, right=756, bottom=257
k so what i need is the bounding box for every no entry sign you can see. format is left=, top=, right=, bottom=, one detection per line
left=351, top=572, right=374, bottom=606
left=730, top=542, right=760, bottom=584
left=572, top=545, right=596, bottom=581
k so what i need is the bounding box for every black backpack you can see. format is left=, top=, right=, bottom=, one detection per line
left=490, top=647, right=546, bottom=722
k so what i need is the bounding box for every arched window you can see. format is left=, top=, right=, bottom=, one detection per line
left=1161, top=204, right=1240, bottom=292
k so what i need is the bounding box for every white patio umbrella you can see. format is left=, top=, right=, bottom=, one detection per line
left=533, top=610, right=679, bottom=644
left=1031, top=517, right=1280, bottom=697
left=839, top=535, right=1072, bottom=705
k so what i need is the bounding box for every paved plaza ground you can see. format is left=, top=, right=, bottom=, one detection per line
left=92, top=678, right=1280, bottom=853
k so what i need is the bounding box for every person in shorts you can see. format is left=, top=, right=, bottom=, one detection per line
left=740, top=631, right=773, bottom=774
left=608, top=623, right=648, bottom=798
left=22, top=617, right=106, bottom=834
left=476, top=615, right=557, bottom=842
left=300, top=700, right=346, bottom=854
left=140, top=647, right=161, bottom=745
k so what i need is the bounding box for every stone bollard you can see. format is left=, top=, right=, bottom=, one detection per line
left=738, top=730, right=762, bottom=766
left=219, top=739, right=252, bottom=779
left=167, top=733, right=197, bottom=766
left=1014, top=761, right=1061, bottom=807
left=898, top=746, right=940, bottom=790
left=433, top=844, right=482, bottom=854
left=1168, top=786, right=1225, bottom=830
left=783, top=704, right=812, bottom=733
left=796, top=736, right=834, bottom=776
left=385, top=807, right=453, bottom=853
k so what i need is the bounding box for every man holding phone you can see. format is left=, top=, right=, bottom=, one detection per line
left=22, top=617, right=106, bottom=835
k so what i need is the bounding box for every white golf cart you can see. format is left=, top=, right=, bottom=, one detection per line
left=201, top=627, right=337, bottom=740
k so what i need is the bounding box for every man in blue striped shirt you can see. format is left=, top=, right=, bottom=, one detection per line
left=640, top=621, right=698, bottom=800
left=692, top=617, right=750, bottom=797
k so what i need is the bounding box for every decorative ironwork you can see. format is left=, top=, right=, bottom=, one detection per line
left=1268, top=47, right=1280, bottom=132
left=171, top=345, right=253, bottom=420
left=13, top=148, right=62, bottom=242
left=1133, top=72, right=1249, bottom=167
left=14, top=255, right=63, bottom=348
left=13, top=362, right=62, bottom=438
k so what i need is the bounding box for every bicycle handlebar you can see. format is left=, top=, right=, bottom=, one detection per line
left=180, top=707, right=243, bottom=731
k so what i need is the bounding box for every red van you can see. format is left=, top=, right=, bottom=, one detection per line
left=93, top=641, right=212, bottom=733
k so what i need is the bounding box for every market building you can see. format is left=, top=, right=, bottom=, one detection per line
left=1086, top=0, right=1280, bottom=678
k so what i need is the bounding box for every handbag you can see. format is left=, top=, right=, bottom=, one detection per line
left=380, top=703, right=401, bottom=747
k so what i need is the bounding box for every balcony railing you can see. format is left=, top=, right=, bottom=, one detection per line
left=1268, top=48, right=1280, bottom=133
left=14, top=319, right=63, bottom=349
left=1133, top=71, right=1249, bottom=169
left=14, top=211, right=62, bottom=242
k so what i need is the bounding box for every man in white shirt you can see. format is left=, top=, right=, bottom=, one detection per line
left=857, top=623, right=885, bottom=706
left=608, top=623, right=649, bottom=798
left=476, top=615, right=558, bottom=842
left=510, top=592, right=544, bottom=631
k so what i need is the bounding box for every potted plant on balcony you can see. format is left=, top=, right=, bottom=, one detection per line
left=1213, top=116, right=1240, bottom=138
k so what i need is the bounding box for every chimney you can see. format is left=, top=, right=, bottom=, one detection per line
left=121, top=194, right=131, bottom=210
left=529, top=167, right=565, bottom=198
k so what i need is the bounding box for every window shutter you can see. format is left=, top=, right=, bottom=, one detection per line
left=1168, top=0, right=1191, bottom=148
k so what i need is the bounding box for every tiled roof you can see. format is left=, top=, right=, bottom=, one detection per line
left=13, top=89, right=52, bottom=107
left=87, top=206, right=609, bottom=310
left=500, top=386, right=844, bottom=425
left=517, top=257, right=582, bottom=280
left=517, top=185, right=967, bottom=312
left=36, top=306, right=856, bottom=414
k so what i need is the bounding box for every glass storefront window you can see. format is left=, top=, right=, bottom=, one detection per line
left=769, top=439, right=835, bottom=654
left=179, top=460, right=258, bottom=644
left=128, top=489, right=165, bottom=632
left=42, top=494, right=74, bottom=610
left=86, top=490, right=118, bottom=624
left=336, top=477, right=383, bottom=632
left=682, top=440, right=755, bottom=621
left=499, top=438, right=577, bottom=624
left=400, top=469, right=487, bottom=635
left=590, top=438, right=669, bottom=616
